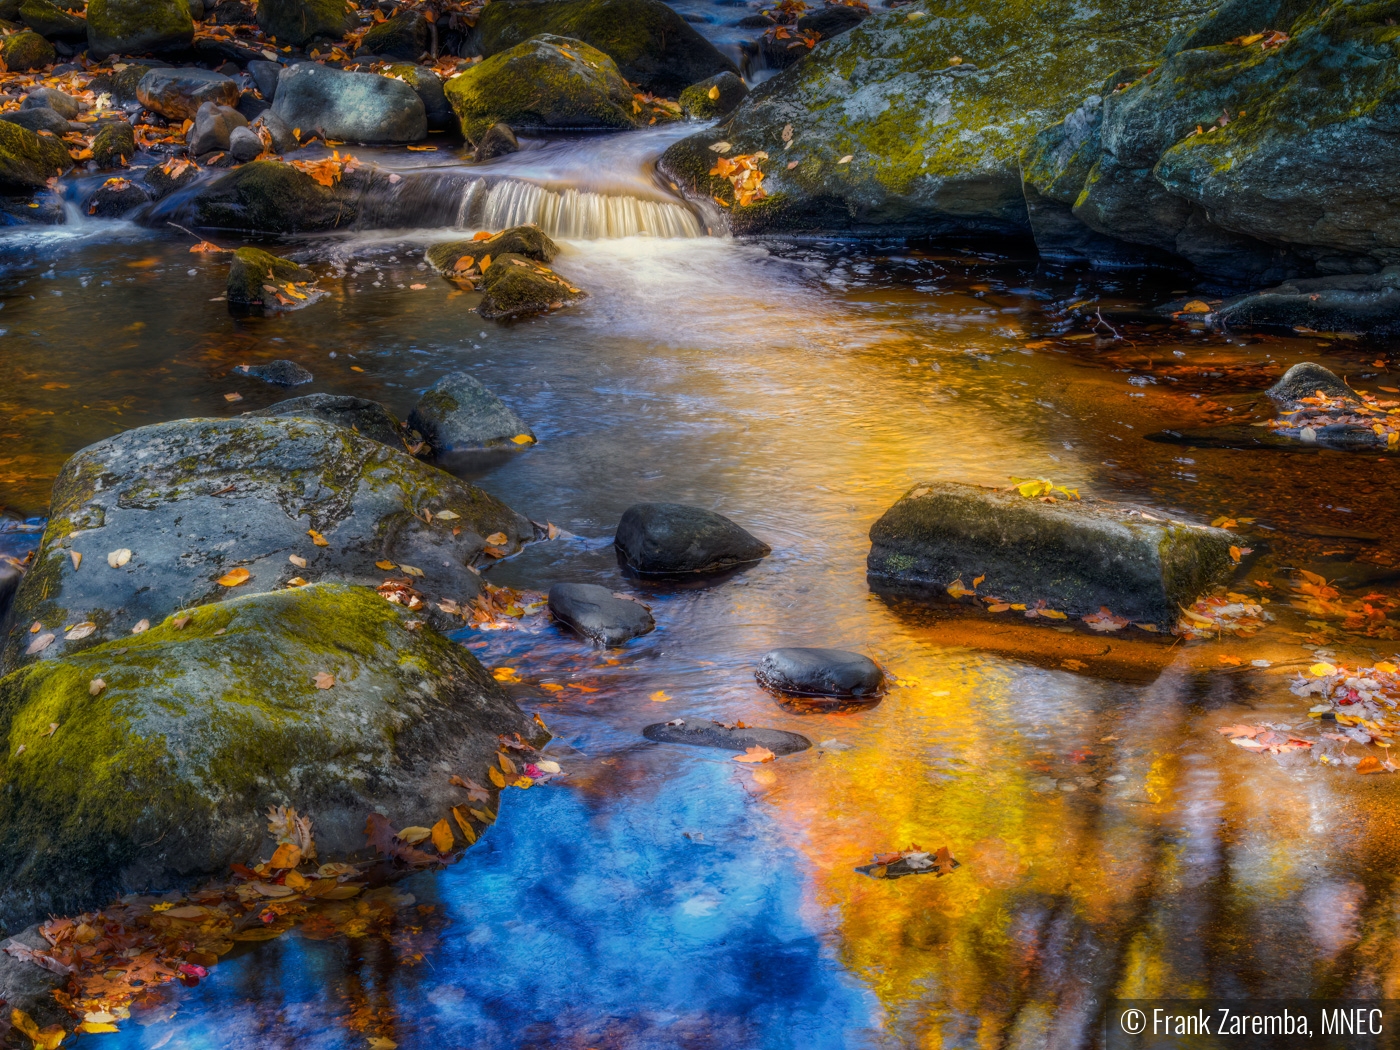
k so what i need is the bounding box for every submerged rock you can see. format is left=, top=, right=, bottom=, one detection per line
left=473, top=121, right=519, bottom=160
left=477, top=252, right=586, bottom=321
left=1208, top=270, right=1400, bottom=334
left=0, top=30, right=54, bottom=72
left=614, top=503, right=770, bottom=576
left=0, top=416, right=534, bottom=670
left=1267, top=362, right=1358, bottom=405
left=256, top=0, right=356, bottom=47
left=226, top=245, right=313, bottom=307
left=0, top=119, right=70, bottom=192
left=91, top=120, right=135, bottom=167
left=0, top=925, right=65, bottom=1027
left=272, top=63, right=427, bottom=144
left=475, top=0, right=739, bottom=96
left=234, top=359, right=314, bottom=386
left=866, top=482, right=1236, bottom=628
left=407, top=371, right=535, bottom=452
left=642, top=718, right=811, bottom=756
left=86, top=0, right=193, bottom=57
left=249, top=393, right=411, bottom=451
left=679, top=71, right=748, bottom=119
left=0, top=583, right=533, bottom=930
left=755, top=647, right=885, bottom=698
left=424, top=225, right=559, bottom=274
left=137, top=68, right=240, bottom=122
left=444, top=34, right=638, bottom=144
left=548, top=582, right=655, bottom=645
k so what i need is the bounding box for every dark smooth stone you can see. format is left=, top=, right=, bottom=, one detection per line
left=1266, top=361, right=1358, bottom=405
left=755, top=647, right=885, bottom=698
left=614, top=502, right=770, bottom=575
left=234, top=359, right=313, bottom=386
left=248, top=393, right=408, bottom=450
left=642, top=718, right=811, bottom=755
left=548, top=582, right=655, bottom=645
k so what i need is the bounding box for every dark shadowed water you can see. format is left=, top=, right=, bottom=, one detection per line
left=3, top=114, right=1400, bottom=1050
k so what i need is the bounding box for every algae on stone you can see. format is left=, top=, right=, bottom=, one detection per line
left=0, top=584, right=533, bottom=930
left=477, top=252, right=587, bottom=321
left=0, top=28, right=54, bottom=71
left=227, top=246, right=314, bottom=306
left=0, top=117, right=71, bottom=192
left=256, top=0, right=355, bottom=47
left=90, top=120, right=135, bottom=167
left=86, top=0, right=193, bottom=57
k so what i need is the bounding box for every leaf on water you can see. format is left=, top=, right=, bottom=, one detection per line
left=26, top=633, right=55, bottom=655
left=313, top=672, right=335, bottom=689
left=12, top=1009, right=67, bottom=1049
left=308, top=529, right=329, bottom=546
left=451, top=806, right=478, bottom=844
left=1083, top=606, right=1129, bottom=632
left=288, top=554, right=307, bottom=568
left=1218, top=724, right=1262, bottom=738
left=1357, top=756, right=1384, bottom=774
left=946, top=579, right=974, bottom=598
left=410, top=283, right=427, bottom=289
left=251, top=881, right=296, bottom=898
left=364, top=813, right=437, bottom=867
left=734, top=746, right=776, bottom=763
left=511, top=434, right=534, bottom=444
left=488, top=766, right=506, bottom=788
left=77, top=1022, right=120, bottom=1034
left=368, top=1039, right=398, bottom=1050
left=649, top=690, right=670, bottom=702
left=396, top=826, right=433, bottom=845
left=217, top=567, right=251, bottom=587
left=431, top=818, right=454, bottom=853
left=107, top=548, right=132, bottom=568
left=269, top=843, right=302, bottom=869
left=1218, top=655, right=1243, bottom=666
left=1311, top=662, right=1337, bottom=677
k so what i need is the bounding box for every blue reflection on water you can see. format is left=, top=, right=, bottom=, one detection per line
left=109, top=756, right=878, bottom=1050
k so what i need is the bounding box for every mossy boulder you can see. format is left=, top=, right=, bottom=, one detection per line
left=86, top=0, right=192, bottom=56
left=679, top=71, right=747, bottom=119
left=866, top=482, right=1237, bottom=628
left=18, top=0, right=84, bottom=41
left=444, top=33, right=638, bottom=144
left=659, top=0, right=1208, bottom=236
left=227, top=245, right=314, bottom=306
left=0, top=118, right=70, bottom=192
left=477, top=252, right=587, bottom=321
left=424, top=225, right=559, bottom=274
left=173, top=158, right=357, bottom=232
left=383, top=63, right=453, bottom=130
left=0, top=28, right=54, bottom=70
left=84, top=175, right=150, bottom=217
left=0, top=416, right=535, bottom=671
left=256, top=0, right=356, bottom=47
left=407, top=372, right=535, bottom=453
left=0, top=583, right=534, bottom=929
left=360, top=9, right=427, bottom=60
left=475, top=0, right=738, bottom=96
left=108, top=62, right=152, bottom=101
left=249, top=393, right=413, bottom=452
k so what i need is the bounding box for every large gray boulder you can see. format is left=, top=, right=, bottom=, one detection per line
left=866, top=482, right=1237, bottom=628
left=383, top=63, right=453, bottom=130
left=548, top=583, right=655, bottom=645
left=0, top=583, right=534, bottom=930
left=137, top=67, right=240, bottom=122
left=474, top=0, right=738, bottom=96
left=86, top=0, right=194, bottom=57
left=0, top=416, right=534, bottom=671
left=614, top=503, right=770, bottom=576
left=249, top=393, right=412, bottom=451
left=407, top=372, right=535, bottom=453
left=272, top=63, right=427, bottom=144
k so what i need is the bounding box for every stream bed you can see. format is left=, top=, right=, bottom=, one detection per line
left=3, top=119, right=1400, bottom=1050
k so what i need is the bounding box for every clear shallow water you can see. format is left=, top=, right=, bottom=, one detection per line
left=4, top=129, right=1400, bottom=1048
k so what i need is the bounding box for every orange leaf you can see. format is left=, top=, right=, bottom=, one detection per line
left=431, top=817, right=454, bottom=853
left=217, top=567, right=250, bottom=587
left=270, top=842, right=302, bottom=868
left=734, top=746, right=776, bottom=763
left=308, top=529, right=329, bottom=546
left=314, top=672, right=335, bottom=689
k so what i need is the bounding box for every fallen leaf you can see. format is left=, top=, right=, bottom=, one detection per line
left=511, top=433, right=534, bottom=444
left=77, top=1022, right=121, bottom=1034
left=709, top=140, right=732, bottom=152
left=1311, top=662, right=1337, bottom=677
left=308, top=529, right=329, bottom=546
left=251, top=881, right=295, bottom=898
left=70, top=550, right=82, bottom=570
left=649, top=690, right=670, bottom=702
left=289, top=554, right=307, bottom=568
left=734, top=746, right=776, bottom=763
left=485, top=532, right=508, bottom=545
left=364, top=813, right=437, bottom=866
left=436, top=509, right=460, bottom=520
left=314, top=672, right=335, bottom=689
left=1218, top=655, right=1243, bottom=666
left=132, top=618, right=151, bottom=634
left=43, top=722, right=58, bottom=737
left=488, top=766, right=506, bottom=788
left=107, top=548, right=132, bottom=568
left=64, top=622, right=96, bottom=641
left=449, top=774, right=490, bottom=801
left=1357, top=756, right=1384, bottom=774
left=12, top=1009, right=67, bottom=1049
left=376, top=559, right=396, bottom=570
left=224, top=392, right=243, bottom=403
left=837, top=155, right=853, bottom=164
left=269, top=843, right=302, bottom=869
left=89, top=678, right=105, bottom=696
left=431, top=818, right=454, bottom=853
left=217, top=567, right=251, bottom=587
left=398, top=564, right=424, bottom=577
left=25, top=633, right=55, bottom=655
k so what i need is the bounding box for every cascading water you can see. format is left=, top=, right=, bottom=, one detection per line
left=455, top=177, right=703, bottom=239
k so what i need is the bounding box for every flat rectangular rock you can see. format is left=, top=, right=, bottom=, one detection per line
left=866, top=482, right=1237, bottom=628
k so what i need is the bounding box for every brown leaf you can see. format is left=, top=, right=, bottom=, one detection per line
left=1358, top=756, right=1384, bottom=774
left=449, top=774, right=490, bottom=802
left=307, top=529, right=329, bottom=547
left=313, top=672, right=335, bottom=689
left=734, top=746, right=776, bottom=764
left=269, top=843, right=302, bottom=869
left=363, top=813, right=437, bottom=867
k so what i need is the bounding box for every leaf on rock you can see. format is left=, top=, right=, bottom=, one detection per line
left=431, top=818, right=454, bottom=854
left=288, top=554, right=307, bottom=568
left=25, top=633, right=55, bottom=655
left=397, top=826, right=432, bottom=845
left=107, top=548, right=132, bottom=568
left=269, top=843, right=302, bottom=869
left=449, top=774, right=490, bottom=802
left=451, top=805, right=478, bottom=844
left=307, top=529, right=329, bottom=547
left=217, top=567, right=250, bottom=587
left=70, top=550, right=82, bottom=570
left=313, top=672, right=335, bottom=689
left=64, top=622, right=96, bottom=641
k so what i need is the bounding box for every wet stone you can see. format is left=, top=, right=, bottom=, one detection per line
left=1266, top=361, right=1359, bottom=406
left=548, top=582, right=655, bottom=646
left=248, top=393, right=409, bottom=451
left=407, top=371, right=534, bottom=452
left=233, top=359, right=313, bottom=386
left=755, top=647, right=885, bottom=698
left=614, top=502, right=770, bottom=575
left=642, top=718, right=811, bottom=756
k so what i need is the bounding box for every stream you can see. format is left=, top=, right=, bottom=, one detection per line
left=3, top=80, right=1400, bottom=1050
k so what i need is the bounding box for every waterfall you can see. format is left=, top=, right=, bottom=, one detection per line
left=458, top=178, right=703, bottom=239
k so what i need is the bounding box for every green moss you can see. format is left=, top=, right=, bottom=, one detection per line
left=360, top=11, right=427, bottom=59
left=0, top=116, right=70, bottom=192
left=445, top=34, right=636, bottom=143
left=256, top=0, right=355, bottom=46
left=18, top=0, right=84, bottom=40
left=0, top=27, right=54, bottom=71
left=91, top=121, right=135, bottom=167
left=194, top=160, right=357, bottom=233
left=424, top=226, right=558, bottom=274
left=477, top=252, right=586, bottom=320
left=227, top=246, right=314, bottom=305
left=86, top=0, right=193, bottom=56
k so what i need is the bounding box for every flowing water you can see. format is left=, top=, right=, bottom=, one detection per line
left=4, top=96, right=1400, bottom=1050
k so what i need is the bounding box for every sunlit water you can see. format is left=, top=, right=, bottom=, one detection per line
left=3, top=119, right=1400, bottom=1050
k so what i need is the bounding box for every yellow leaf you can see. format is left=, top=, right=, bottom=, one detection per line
left=217, top=567, right=251, bottom=587
left=308, top=529, right=329, bottom=546
left=972, top=575, right=985, bottom=588
left=12, top=1009, right=66, bottom=1049
left=492, top=666, right=520, bottom=682
left=1229, top=545, right=1243, bottom=563
left=398, top=564, right=424, bottom=577
left=451, top=805, right=478, bottom=843
left=485, top=532, right=508, bottom=545
left=488, top=766, right=506, bottom=788
left=285, top=577, right=308, bottom=587
left=270, top=842, right=302, bottom=869
left=376, top=559, right=395, bottom=570
left=436, top=509, right=460, bottom=520
left=708, top=85, right=720, bottom=99
left=77, top=1022, right=121, bottom=1033
left=511, top=434, right=534, bottom=445
left=1039, top=609, right=1068, bottom=620
left=397, top=826, right=432, bottom=845
left=1181, top=300, right=1212, bottom=313
left=498, top=752, right=517, bottom=775
left=649, top=690, right=670, bottom=702
left=1311, top=662, right=1337, bottom=677
left=70, top=550, right=82, bottom=570
left=1376, top=662, right=1397, bottom=674
left=946, top=579, right=972, bottom=598
left=431, top=818, right=454, bottom=853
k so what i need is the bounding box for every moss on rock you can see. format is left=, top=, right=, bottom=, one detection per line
left=360, top=10, right=427, bottom=60
left=256, top=0, right=356, bottom=47
left=477, top=252, right=587, bottom=321
left=186, top=159, right=357, bottom=232
left=475, top=0, right=737, bottom=96
left=0, top=28, right=54, bottom=71
left=444, top=33, right=638, bottom=144
left=424, top=225, right=559, bottom=274
left=0, top=117, right=70, bottom=192
left=18, top=0, right=85, bottom=41
left=86, top=0, right=193, bottom=57
left=227, top=246, right=314, bottom=306
left=679, top=71, right=748, bottom=119
left=90, top=120, right=135, bottom=167
left=0, top=583, right=534, bottom=930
